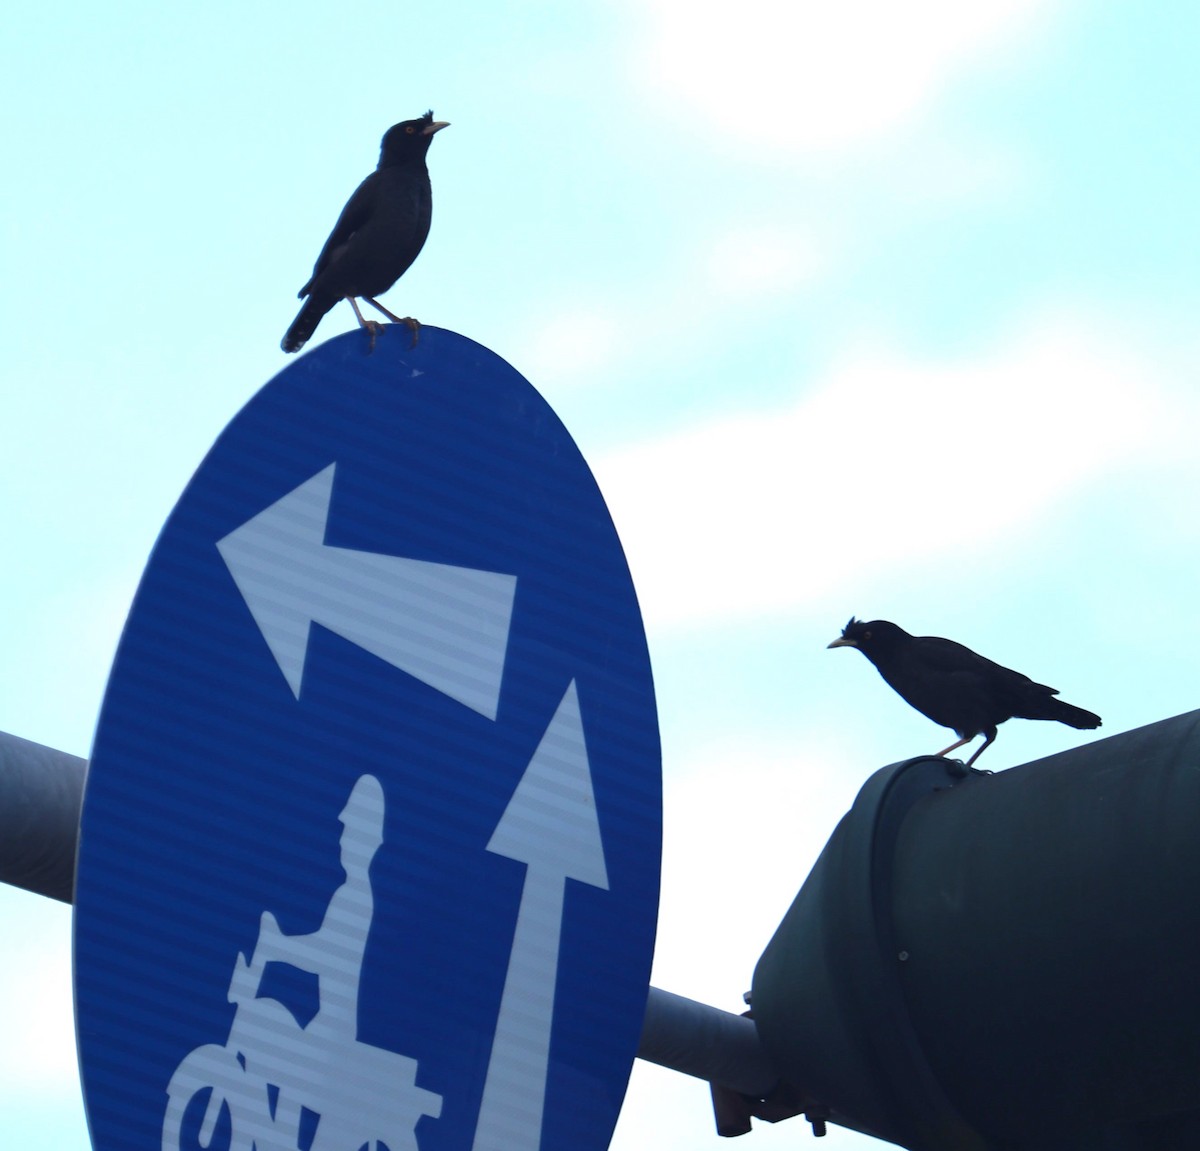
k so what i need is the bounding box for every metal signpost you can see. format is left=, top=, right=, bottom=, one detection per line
left=74, top=328, right=662, bottom=1151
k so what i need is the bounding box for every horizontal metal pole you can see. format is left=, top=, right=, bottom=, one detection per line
left=0, top=730, right=86, bottom=903
left=637, top=986, right=777, bottom=1097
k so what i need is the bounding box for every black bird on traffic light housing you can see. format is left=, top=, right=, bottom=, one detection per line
left=828, top=617, right=1101, bottom=768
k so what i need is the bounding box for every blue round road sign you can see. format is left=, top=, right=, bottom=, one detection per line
left=75, top=328, right=662, bottom=1151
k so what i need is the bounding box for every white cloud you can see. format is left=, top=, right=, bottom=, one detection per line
left=703, top=227, right=823, bottom=298
left=0, top=568, right=135, bottom=756
left=0, top=895, right=77, bottom=1092
left=630, top=0, right=1056, bottom=156
left=592, top=313, right=1163, bottom=631
left=651, top=733, right=865, bottom=994
left=518, top=223, right=824, bottom=396
left=517, top=306, right=623, bottom=388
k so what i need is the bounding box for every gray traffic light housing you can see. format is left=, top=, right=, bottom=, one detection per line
left=752, top=711, right=1200, bottom=1150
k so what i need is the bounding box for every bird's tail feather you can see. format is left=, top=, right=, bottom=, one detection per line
left=1050, top=699, right=1102, bottom=730
left=281, top=295, right=336, bottom=354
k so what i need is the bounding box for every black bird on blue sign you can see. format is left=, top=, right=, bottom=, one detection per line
left=828, top=617, right=1102, bottom=768
left=282, top=111, right=449, bottom=354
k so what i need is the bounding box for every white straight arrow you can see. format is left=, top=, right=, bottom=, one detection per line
left=216, top=463, right=517, bottom=719
left=473, top=679, right=609, bottom=1151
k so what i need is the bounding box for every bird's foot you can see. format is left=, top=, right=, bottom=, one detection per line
left=364, top=320, right=384, bottom=353
left=349, top=298, right=385, bottom=352
left=943, top=758, right=995, bottom=779
left=399, top=316, right=421, bottom=348
left=363, top=297, right=421, bottom=348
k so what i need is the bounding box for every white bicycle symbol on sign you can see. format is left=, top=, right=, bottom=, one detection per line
left=161, top=775, right=441, bottom=1151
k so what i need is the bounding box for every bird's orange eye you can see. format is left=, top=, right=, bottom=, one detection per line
left=863, top=631, right=872, bottom=640
left=405, top=126, right=415, bottom=134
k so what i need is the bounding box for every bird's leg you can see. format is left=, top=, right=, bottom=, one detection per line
left=934, top=735, right=973, bottom=759
left=963, top=729, right=997, bottom=769
left=364, top=297, right=403, bottom=322
left=348, top=297, right=384, bottom=352
left=365, top=297, right=421, bottom=348
left=934, top=734, right=978, bottom=778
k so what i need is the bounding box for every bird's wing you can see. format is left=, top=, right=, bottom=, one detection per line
left=920, top=637, right=1062, bottom=696
left=299, top=172, right=380, bottom=296
left=911, top=636, right=999, bottom=677
left=913, top=636, right=1065, bottom=717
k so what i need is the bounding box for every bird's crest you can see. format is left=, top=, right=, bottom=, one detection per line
left=833, top=617, right=877, bottom=646
left=828, top=616, right=874, bottom=652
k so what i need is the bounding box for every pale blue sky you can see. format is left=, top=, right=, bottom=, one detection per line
left=2, top=2, right=1198, bottom=1149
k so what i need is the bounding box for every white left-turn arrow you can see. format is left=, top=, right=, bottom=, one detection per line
left=216, top=463, right=517, bottom=718
left=472, top=679, right=609, bottom=1151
